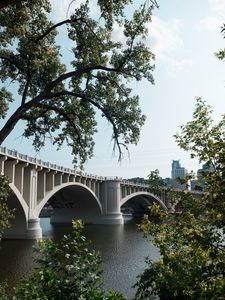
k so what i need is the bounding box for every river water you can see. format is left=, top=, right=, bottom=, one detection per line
left=0, top=216, right=159, bottom=299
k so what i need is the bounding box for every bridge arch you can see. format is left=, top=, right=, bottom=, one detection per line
left=36, top=182, right=103, bottom=220
left=9, top=183, right=29, bottom=220
left=3, top=184, right=29, bottom=238
left=121, top=191, right=167, bottom=210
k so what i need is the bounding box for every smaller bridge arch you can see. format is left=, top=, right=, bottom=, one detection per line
left=121, top=191, right=168, bottom=210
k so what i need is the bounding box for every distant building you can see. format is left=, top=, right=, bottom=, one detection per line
left=171, top=160, right=187, bottom=180
left=191, top=162, right=215, bottom=191
left=171, top=160, right=187, bottom=190
left=171, top=160, right=181, bottom=179
left=126, top=177, right=146, bottom=184
left=197, top=162, right=215, bottom=179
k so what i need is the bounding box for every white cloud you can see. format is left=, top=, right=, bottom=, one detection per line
left=160, top=56, right=193, bottom=77
left=145, top=16, right=192, bottom=75
left=112, top=22, right=125, bottom=43
left=209, top=0, right=225, bottom=16
left=199, top=16, right=222, bottom=32
left=198, top=0, right=224, bottom=33
left=147, top=16, right=184, bottom=57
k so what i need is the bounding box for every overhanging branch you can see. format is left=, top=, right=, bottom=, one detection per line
left=45, top=90, right=125, bottom=160
left=35, top=18, right=81, bottom=43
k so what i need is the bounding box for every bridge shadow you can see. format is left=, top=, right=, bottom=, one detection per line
left=121, top=194, right=161, bottom=218
left=3, top=193, right=27, bottom=239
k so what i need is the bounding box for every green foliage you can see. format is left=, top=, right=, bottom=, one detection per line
left=0, top=220, right=126, bottom=300
left=135, top=99, right=225, bottom=300
left=215, top=24, right=225, bottom=60
left=0, top=0, right=156, bottom=167
left=0, top=175, right=13, bottom=241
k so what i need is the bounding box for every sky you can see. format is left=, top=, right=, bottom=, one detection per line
left=1, top=0, right=225, bottom=179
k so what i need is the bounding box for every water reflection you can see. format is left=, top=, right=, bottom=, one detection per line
left=0, top=217, right=159, bottom=299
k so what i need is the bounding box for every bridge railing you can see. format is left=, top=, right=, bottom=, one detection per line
left=0, top=147, right=205, bottom=194
left=0, top=146, right=123, bottom=182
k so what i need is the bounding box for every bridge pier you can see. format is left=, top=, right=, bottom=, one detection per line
left=100, top=212, right=124, bottom=224
left=100, top=180, right=124, bottom=224
left=26, top=218, right=42, bottom=239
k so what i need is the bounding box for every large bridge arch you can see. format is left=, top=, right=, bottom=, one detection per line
left=9, top=183, right=29, bottom=220
left=36, top=182, right=103, bottom=224
left=3, top=184, right=28, bottom=239
left=121, top=191, right=168, bottom=211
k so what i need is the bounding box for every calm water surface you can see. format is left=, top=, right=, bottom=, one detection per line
left=0, top=217, right=159, bottom=299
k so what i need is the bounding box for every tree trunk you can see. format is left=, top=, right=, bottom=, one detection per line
left=0, top=116, right=20, bottom=145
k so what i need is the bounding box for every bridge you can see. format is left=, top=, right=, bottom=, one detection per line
left=0, top=147, right=168, bottom=239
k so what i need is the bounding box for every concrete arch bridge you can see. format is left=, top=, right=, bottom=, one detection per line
left=0, top=147, right=168, bottom=239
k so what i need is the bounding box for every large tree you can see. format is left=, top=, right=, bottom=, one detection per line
left=0, top=0, right=156, bottom=166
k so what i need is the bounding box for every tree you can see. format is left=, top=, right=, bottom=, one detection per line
left=134, top=98, right=225, bottom=300
left=0, top=220, right=126, bottom=299
left=0, top=0, right=156, bottom=166
left=148, top=169, right=166, bottom=197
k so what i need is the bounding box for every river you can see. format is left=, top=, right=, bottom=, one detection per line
left=0, top=216, right=159, bottom=299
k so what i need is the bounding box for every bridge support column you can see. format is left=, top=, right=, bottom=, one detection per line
left=26, top=218, right=42, bottom=239
left=100, top=180, right=123, bottom=224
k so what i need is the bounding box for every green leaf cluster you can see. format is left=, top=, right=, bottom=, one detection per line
left=148, top=169, right=165, bottom=197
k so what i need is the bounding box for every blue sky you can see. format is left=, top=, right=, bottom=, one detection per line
left=1, top=0, right=225, bottom=179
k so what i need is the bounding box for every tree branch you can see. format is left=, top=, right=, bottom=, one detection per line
left=21, top=61, right=31, bottom=105
left=35, top=18, right=81, bottom=43
left=43, top=64, right=123, bottom=93
left=24, top=102, right=85, bottom=151
left=0, top=54, right=21, bottom=71
left=46, top=90, right=125, bottom=160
